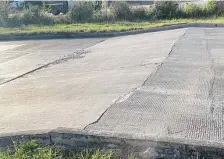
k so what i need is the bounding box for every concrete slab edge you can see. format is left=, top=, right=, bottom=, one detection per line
left=1, top=129, right=224, bottom=158
left=0, top=50, right=86, bottom=85
left=1, top=23, right=224, bottom=41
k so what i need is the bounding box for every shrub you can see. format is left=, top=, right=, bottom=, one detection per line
left=0, top=140, right=114, bottom=159
left=153, top=1, right=180, bottom=19
left=215, top=1, right=224, bottom=16
left=110, top=2, right=132, bottom=20
left=53, top=14, right=71, bottom=24
left=20, top=5, right=54, bottom=25
left=22, top=5, right=40, bottom=24
left=68, top=2, right=94, bottom=22
left=93, top=8, right=115, bottom=22
left=0, top=1, right=10, bottom=27
left=132, top=7, right=149, bottom=20
left=205, top=0, right=216, bottom=15
left=7, top=13, right=23, bottom=27
left=184, top=3, right=205, bottom=18
left=7, top=5, right=54, bottom=27
left=38, top=12, right=54, bottom=25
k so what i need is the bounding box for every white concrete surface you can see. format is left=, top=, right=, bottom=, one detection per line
left=0, top=29, right=185, bottom=135
left=0, top=38, right=104, bottom=84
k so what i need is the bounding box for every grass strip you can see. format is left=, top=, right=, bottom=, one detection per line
left=1, top=18, right=224, bottom=36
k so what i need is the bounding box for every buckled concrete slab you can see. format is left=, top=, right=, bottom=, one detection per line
left=1, top=27, right=224, bottom=158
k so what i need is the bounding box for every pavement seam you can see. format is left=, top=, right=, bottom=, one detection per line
left=206, top=29, right=216, bottom=116
left=84, top=29, right=187, bottom=130
left=83, top=88, right=136, bottom=129
left=0, top=51, right=87, bottom=85
left=0, top=40, right=106, bottom=86
left=142, top=28, right=187, bottom=86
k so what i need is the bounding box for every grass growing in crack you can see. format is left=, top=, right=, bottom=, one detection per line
left=0, top=140, right=115, bottom=159
left=1, top=18, right=224, bottom=36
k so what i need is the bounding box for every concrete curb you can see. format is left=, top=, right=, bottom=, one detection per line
left=1, top=23, right=224, bottom=41
left=1, top=130, right=224, bottom=158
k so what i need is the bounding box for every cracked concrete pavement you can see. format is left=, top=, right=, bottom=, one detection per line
left=2, top=27, right=224, bottom=149
left=0, top=29, right=184, bottom=135
left=0, top=38, right=105, bottom=85
left=86, top=28, right=224, bottom=147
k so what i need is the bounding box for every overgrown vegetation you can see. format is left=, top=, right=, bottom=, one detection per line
left=110, top=2, right=132, bottom=20
left=68, top=2, right=94, bottom=23
left=1, top=18, right=224, bottom=36
left=0, top=1, right=224, bottom=29
left=153, top=1, right=180, bottom=19
left=0, top=140, right=115, bottom=159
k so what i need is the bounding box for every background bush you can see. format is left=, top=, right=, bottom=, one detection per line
left=215, top=1, right=224, bottom=16
left=93, top=10, right=115, bottom=22
left=153, top=1, right=180, bottom=19
left=132, top=7, right=152, bottom=20
left=205, top=0, right=216, bottom=16
left=184, top=3, right=206, bottom=18
left=5, top=4, right=54, bottom=27
left=68, top=2, right=94, bottom=22
left=110, top=2, right=133, bottom=20
left=1, top=0, right=224, bottom=28
left=0, top=1, right=10, bottom=27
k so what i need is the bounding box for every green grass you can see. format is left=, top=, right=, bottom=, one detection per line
left=1, top=18, right=224, bottom=36
left=0, top=140, right=115, bottom=159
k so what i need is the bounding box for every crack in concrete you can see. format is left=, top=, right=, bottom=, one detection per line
left=205, top=29, right=216, bottom=116
left=142, top=28, right=187, bottom=86
left=84, top=29, right=187, bottom=130
left=83, top=88, right=137, bottom=130
left=0, top=39, right=106, bottom=86
left=0, top=50, right=90, bottom=86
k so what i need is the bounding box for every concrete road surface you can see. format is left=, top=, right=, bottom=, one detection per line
left=1, top=28, right=224, bottom=148
left=0, top=38, right=105, bottom=85
left=0, top=29, right=183, bottom=135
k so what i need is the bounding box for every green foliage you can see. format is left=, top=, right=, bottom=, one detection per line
left=53, top=14, right=71, bottom=24
left=153, top=1, right=180, bottom=19
left=1, top=1, right=224, bottom=27
left=205, top=0, right=216, bottom=15
left=0, top=1, right=10, bottom=27
left=93, top=10, right=115, bottom=22
left=41, top=2, right=52, bottom=13
left=110, top=2, right=132, bottom=20
left=132, top=7, right=151, bottom=20
left=184, top=3, right=208, bottom=18
left=215, top=1, right=224, bottom=16
left=0, top=140, right=114, bottom=159
left=9, top=5, right=54, bottom=26
left=0, top=140, right=62, bottom=159
left=183, top=1, right=217, bottom=18
left=68, top=2, right=94, bottom=22
left=76, top=149, right=113, bottom=159
left=22, top=5, right=41, bottom=24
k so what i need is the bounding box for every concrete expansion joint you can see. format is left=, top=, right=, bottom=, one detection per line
left=3, top=28, right=224, bottom=157
left=0, top=49, right=92, bottom=86
left=142, top=28, right=187, bottom=87
left=83, top=88, right=136, bottom=129
left=84, top=29, right=187, bottom=130
left=0, top=57, right=70, bottom=85
left=206, top=33, right=216, bottom=116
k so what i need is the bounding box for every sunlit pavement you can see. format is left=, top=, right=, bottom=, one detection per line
left=2, top=28, right=224, bottom=148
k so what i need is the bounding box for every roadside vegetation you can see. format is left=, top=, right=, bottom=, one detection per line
left=1, top=1, right=224, bottom=35
left=1, top=18, right=224, bottom=36
left=0, top=140, right=136, bottom=159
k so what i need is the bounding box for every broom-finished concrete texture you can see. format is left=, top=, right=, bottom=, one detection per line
left=87, top=28, right=224, bottom=147
left=0, top=29, right=184, bottom=135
